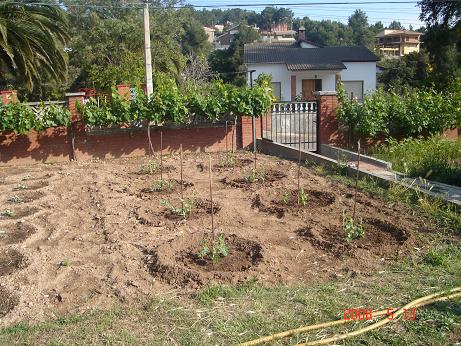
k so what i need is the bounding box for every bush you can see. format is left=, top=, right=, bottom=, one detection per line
left=374, top=136, right=461, bottom=187
left=337, top=83, right=461, bottom=139
left=0, top=102, right=70, bottom=134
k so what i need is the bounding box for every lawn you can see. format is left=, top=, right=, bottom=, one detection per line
left=0, top=151, right=460, bottom=345
left=373, top=136, right=461, bottom=187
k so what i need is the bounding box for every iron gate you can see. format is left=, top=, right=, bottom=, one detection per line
left=262, top=101, right=318, bottom=151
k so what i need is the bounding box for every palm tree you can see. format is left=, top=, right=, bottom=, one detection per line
left=0, top=1, right=69, bottom=90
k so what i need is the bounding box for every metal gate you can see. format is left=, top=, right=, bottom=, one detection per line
left=262, top=101, right=318, bottom=151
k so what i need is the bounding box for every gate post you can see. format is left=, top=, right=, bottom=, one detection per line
left=314, top=91, right=342, bottom=149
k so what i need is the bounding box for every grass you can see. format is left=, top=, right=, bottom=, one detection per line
left=1, top=158, right=460, bottom=345
left=373, top=136, right=461, bottom=187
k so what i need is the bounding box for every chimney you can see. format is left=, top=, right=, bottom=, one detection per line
left=298, top=26, right=306, bottom=41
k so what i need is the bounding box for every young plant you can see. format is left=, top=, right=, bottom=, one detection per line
left=15, top=183, right=27, bottom=190
left=281, top=190, right=290, bottom=204
left=198, top=233, right=229, bottom=263
left=161, top=198, right=192, bottom=218
left=7, top=195, right=22, bottom=203
left=219, top=154, right=236, bottom=167
left=297, top=187, right=309, bottom=206
left=22, top=174, right=32, bottom=181
left=1, top=209, right=15, bottom=217
left=245, top=168, right=265, bottom=183
left=343, top=211, right=365, bottom=242
left=149, top=179, right=175, bottom=192
left=140, top=159, right=158, bottom=174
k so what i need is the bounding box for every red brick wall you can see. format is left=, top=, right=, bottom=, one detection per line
left=316, top=93, right=342, bottom=145
left=116, top=84, right=131, bottom=101
left=238, top=116, right=262, bottom=149
left=442, top=128, right=460, bottom=140
left=0, top=124, right=238, bottom=165
left=1, top=90, right=17, bottom=104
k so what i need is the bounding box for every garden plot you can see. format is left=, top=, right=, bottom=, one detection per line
left=0, top=152, right=435, bottom=326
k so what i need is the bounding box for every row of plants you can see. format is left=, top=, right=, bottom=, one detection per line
left=374, top=136, right=461, bottom=187
left=78, top=74, right=274, bottom=127
left=337, top=80, right=461, bottom=139
left=0, top=73, right=274, bottom=134
left=0, top=102, right=70, bottom=134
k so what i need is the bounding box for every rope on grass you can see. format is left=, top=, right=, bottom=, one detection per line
left=239, top=287, right=461, bottom=346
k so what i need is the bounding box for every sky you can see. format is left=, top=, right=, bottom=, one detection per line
left=186, top=0, right=425, bottom=29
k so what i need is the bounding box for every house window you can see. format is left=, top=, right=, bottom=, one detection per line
left=343, top=81, right=364, bottom=102
left=271, top=82, right=282, bottom=101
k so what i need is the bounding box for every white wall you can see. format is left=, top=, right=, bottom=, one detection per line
left=247, top=61, right=376, bottom=100
left=340, top=62, right=376, bottom=95
left=247, top=63, right=338, bottom=101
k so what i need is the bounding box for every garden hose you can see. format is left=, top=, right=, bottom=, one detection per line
left=239, top=287, right=461, bottom=346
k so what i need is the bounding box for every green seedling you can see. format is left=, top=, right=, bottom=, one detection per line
left=219, top=154, right=236, bottom=167
left=1, top=209, right=15, bottom=217
left=297, top=188, right=309, bottom=206
left=343, top=211, right=365, bottom=242
left=15, top=183, right=27, bottom=190
left=22, top=174, right=32, bottom=181
left=149, top=179, right=175, bottom=192
left=60, top=259, right=71, bottom=267
left=140, top=159, right=158, bottom=174
left=198, top=234, right=228, bottom=263
left=7, top=195, right=22, bottom=203
left=281, top=190, right=290, bottom=204
left=161, top=199, right=192, bottom=218
left=245, top=168, right=265, bottom=183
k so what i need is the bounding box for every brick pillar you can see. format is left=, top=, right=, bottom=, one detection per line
left=237, top=116, right=262, bottom=149
left=66, top=92, right=86, bottom=161
left=314, top=91, right=342, bottom=146
left=66, top=92, right=86, bottom=123
left=290, top=76, right=296, bottom=101
left=116, top=84, right=131, bottom=101
left=0, top=90, right=18, bottom=104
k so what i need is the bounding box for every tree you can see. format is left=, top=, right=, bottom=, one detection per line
left=388, top=21, right=404, bottom=30
left=0, top=1, right=69, bottom=91
left=348, top=10, right=374, bottom=47
left=418, top=0, right=461, bottom=88
left=180, top=18, right=212, bottom=57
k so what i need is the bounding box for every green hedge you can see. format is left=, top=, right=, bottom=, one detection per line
left=78, top=74, right=274, bottom=127
left=337, top=82, right=461, bottom=139
left=374, top=136, right=461, bottom=187
left=0, top=102, right=70, bottom=134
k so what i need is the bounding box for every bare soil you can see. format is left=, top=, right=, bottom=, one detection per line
left=0, top=152, right=436, bottom=326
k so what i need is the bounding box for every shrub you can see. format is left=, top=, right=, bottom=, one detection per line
left=375, top=136, right=461, bottom=187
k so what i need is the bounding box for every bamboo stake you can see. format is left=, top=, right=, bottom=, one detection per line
left=232, top=116, right=237, bottom=153
left=254, top=148, right=257, bottom=171
left=160, top=130, right=163, bottom=185
left=180, top=144, right=184, bottom=207
left=225, top=120, right=229, bottom=160
left=208, top=155, right=215, bottom=240
left=352, top=139, right=361, bottom=221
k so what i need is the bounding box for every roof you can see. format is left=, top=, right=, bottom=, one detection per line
left=376, top=29, right=422, bottom=37
left=244, top=42, right=379, bottom=70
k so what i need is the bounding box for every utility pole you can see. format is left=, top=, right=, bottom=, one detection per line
left=143, top=0, right=153, bottom=96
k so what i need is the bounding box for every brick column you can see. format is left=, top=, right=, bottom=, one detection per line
left=314, top=91, right=342, bottom=146
left=290, top=76, right=296, bottom=101
left=237, top=116, right=263, bottom=149
left=116, top=84, right=131, bottom=101
left=66, top=92, right=86, bottom=123
left=0, top=90, right=18, bottom=104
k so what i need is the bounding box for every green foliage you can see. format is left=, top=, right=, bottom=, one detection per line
left=297, top=188, right=308, bottom=206
left=219, top=154, right=237, bottom=167
left=148, top=179, right=175, bottom=192
left=0, top=102, right=70, bottom=134
left=343, top=211, right=365, bottom=242
left=245, top=168, right=266, bottom=183
left=337, top=83, right=461, bottom=139
left=198, top=234, right=229, bottom=263
left=1, top=209, right=15, bottom=217
left=375, top=136, right=461, bottom=187
left=139, top=160, right=158, bottom=175
left=161, top=199, right=192, bottom=218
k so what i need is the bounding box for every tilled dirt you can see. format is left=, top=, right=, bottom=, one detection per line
left=0, top=151, right=438, bottom=326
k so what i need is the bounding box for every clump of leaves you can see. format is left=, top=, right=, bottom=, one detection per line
left=423, top=248, right=449, bottom=267
left=1, top=209, right=15, bottom=217
left=343, top=211, right=365, bottom=242
left=15, top=183, right=27, bottom=190
left=245, top=168, right=265, bottom=183
left=7, top=195, right=22, bottom=203
left=60, top=259, right=71, bottom=267
left=149, top=179, right=175, bottom=192
left=22, top=174, right=32, bottom=181
left=140, top=160, right=158, bottom=174
left=161, top=198, right=192, bottom=218
left=281, top=190, right=290, bottom=204
left=198, top=234, right=229, bottom=263
left=219, top=154, right=236, bottom=167
left=297, top=188, right=309, bottom=206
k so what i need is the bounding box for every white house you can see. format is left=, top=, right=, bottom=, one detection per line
left=244, top=27, right=378, bottom=102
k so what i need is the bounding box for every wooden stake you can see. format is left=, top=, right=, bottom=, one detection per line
left=225, top=121, right=229, bottom=156
left=352, top=140, right=361, bottom=221
left=180, top=144, right=184, bottom=203
left=254, top=149, right=257, bottom=171
left=208, top=155, right=215, bottom=240
left=231, top=116, right=236, bottom=154
left=160, top=130, right=163, bottom=184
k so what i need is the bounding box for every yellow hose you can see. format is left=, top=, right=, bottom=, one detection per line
left=239, top=287, right=461, bottom=346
